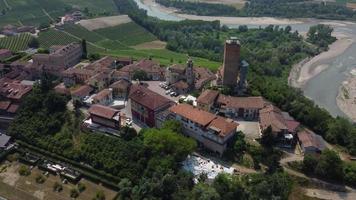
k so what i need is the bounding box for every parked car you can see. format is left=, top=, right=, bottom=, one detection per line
left=165, top=89, right=172, bottom=95
left=126, top=118, right=133, bottom=126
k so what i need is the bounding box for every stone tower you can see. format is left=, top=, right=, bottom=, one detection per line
left=185, top=58, right=195, bottom=88
left=222, top=37, right=240, bottom=88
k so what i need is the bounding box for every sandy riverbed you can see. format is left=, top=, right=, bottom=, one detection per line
left=289, top=38, right=354, bottom=88
left=337, top=70, right=356, bottom=122
left=144, top=0, right=303, bottom=25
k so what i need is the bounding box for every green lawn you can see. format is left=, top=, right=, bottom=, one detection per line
left=104, top=48, right=220, bottom=70
left=0, top=33, right=33, bottom=51
left=94, top=22, right=157, bottom=46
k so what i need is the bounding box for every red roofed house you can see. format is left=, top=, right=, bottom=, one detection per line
left=109, top=79, right=131, bottom=99
left=169, top=103, right=238, bottom=156
left=197, top=89, right=220, bottom=112
left=197, top=89, right=265, bottom=121
left=216, top=95, right=265, bottom=120
left=118, top=59, right=165, bottom=81
left=92, top=89, right=113, bottom=105
left=259, top=104, right=300, bottom=145
left=297, top=129, right=326, bottom=154
left=129, top=84, right=174, bottom=127
left=88, top=104, right=120, bottom=129
left=71, top=85, right=93, bottom=103
left=0, top=78, right=32, bottom=114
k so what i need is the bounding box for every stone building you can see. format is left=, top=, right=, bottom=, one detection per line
left=165, top=58, right=195, bottom=94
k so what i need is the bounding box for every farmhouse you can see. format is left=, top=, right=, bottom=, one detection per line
left=169, top=104, right=238, bottom=156
left=297, top=130, right=326, bottom=154
left=88, top=104, right=121, bottom=129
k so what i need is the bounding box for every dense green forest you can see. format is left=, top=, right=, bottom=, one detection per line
left=114, top=0, right=356, bottom=156
left=156, top=0, right=356, bottom=20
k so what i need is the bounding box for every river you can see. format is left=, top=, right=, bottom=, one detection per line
left=133, top=0, right=356, bottom=118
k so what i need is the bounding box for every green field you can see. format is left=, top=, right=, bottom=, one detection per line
left=0, top=33, right=33, bottom=51
left=94, top=22, right=157, bottom=46
left=0, top=0, right=117, bottom=27
left=38, top=29, right=102, bottom=53
left=62, top=24, right=105, bottom=43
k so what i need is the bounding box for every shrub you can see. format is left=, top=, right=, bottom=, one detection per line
left=53, top=182, right=63, bottom=192
left=18, top=165, right=31, bottom=176
left=77, top=182, right=86, bottom=193
left=70, top=188, right=79, bottom=198
left=35, top=174, right=46, bottom=184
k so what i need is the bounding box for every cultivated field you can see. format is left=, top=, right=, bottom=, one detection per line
left=62, top=24, right=105, bottom=43
left=0, top=161, right=117, bottom=200
left=0, top=33, right=33, bottom=51
left=38, top=29, right=102, bottom=53
left=94, top=22, right=157, bottom=46
left=0, top=0, right=117, bottom=27
left=78, top=15, right=132, bottom=31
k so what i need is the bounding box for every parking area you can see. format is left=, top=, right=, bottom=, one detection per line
left=236, top=121, right=261, bottom=140
left=142, top=81, right=181, bottom=102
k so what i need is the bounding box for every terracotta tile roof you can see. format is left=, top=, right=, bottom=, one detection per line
left=197, top=89, right=219, bottom=105
left=168, top=64, right=186, bottom=74
left=110, top=79, right=131, bottom=90
left=71, top=85, right=93, bottom=97
left=169, top=104, right=238, bottom=137
left=0, top=101, right=11, bottom=110
left=173, top=80, right=189, bottom=89
left=89, top=104, right=119, bottom=119
left=7, top=103, right=19, bottom=113
left=62, top=68, right=95, bottom=77
left=259, top=105, right=287, bottom=133
left=129, top=84, right=173, bottom=111
left=169, top=104, right=216, bottom=127
left=298, top=130, right=325, bottom=150
left=93, top=89, right=112, bottom=101
left=217, top=95, right=265, bottom=109
left=54, top=83, right=70, bottom=95
left=259, top=104, right=299, bottom=134
left=209, top=116, right=238, bottom=137
left=0, top=78, right=32, bottom=100
left=119, top=59, right=163, bottom=74
left=85, top=56, right=115, bottom=71
left=194, top=67, right=216, bottom=89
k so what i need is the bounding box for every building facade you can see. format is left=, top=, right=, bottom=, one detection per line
left=169, top=104, right=238, bottom=156
left=129, top=84, right=174, bottom=127
left=88, top=104, right=120, bottom=129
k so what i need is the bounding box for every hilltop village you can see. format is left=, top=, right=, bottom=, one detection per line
left=0, top=36, right=326, bottom=159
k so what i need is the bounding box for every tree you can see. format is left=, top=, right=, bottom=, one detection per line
left=37, top=48, right=49, bottom=54
left=88, top=53, right=101, bottom=61
left=260, top=126, right=274, bottom=147
left=233, top=132, right=247, bottom=157
left=307, top=24, right=336, bottom=48
left=161, top=120, right=182, bottom=133
left=132, top=70, right=149, bottom=81
left=82, top=39, right=87, bottom=59
left=121, top=126, right=137, bottom=141
left=302, top=154, right=318, bottom=174
left=315, top=150, right=343, bottom=181
left=28, top=38, right=39, bottom=48
left=118, top=178, right=132, bottom=199
left=191, top=183, right=220, bottom=200
left=143, top=129, right=197, bottom=162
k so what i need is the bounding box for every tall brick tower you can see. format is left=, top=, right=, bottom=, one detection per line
left=222, top=37, right=240, bottom=88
